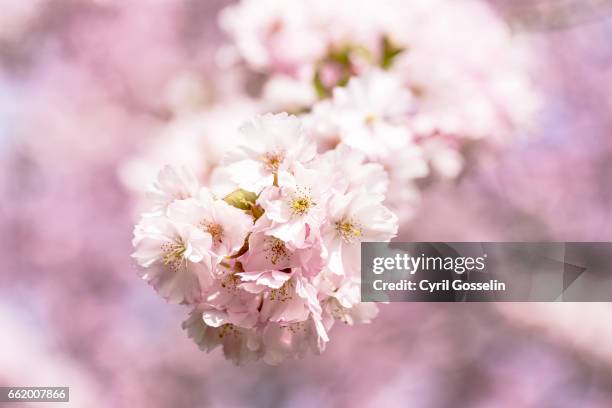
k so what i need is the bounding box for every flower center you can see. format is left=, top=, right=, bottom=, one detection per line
left=160, top=239, right=186, bottom=272
left=264, top=237, right=290, bottom=265
left=290, top=186, right=315, bottom=216
left=199, top=221, right=224, bottom=246
left=291, top=196, right=313, bottom=215
left=365, top=113, right=378, bottom=126
left=261, top=151, right=285, bottom=172
left=221, top=273, right=240, bottom=291
left=218, top=323, right=240, bottom=339
left=335, top=218, right=362, bottom=243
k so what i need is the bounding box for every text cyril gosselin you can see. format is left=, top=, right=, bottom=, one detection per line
left=370, top=253, right=506, bottom=293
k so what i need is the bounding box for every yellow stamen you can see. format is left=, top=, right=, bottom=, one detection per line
left=291, top=196, right=313, bottom=215
left=160, top=240, right=186, bottom=272
left=261, top=151, right=285, bottom=172
left=335, top=218, right=362, bottom=243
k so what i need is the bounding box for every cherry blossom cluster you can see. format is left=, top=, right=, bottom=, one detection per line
left=122, top=0, right=539, bottom=221
left=132, top=113, right=398, bottom=364
left=121, top=0, right=540, bottom=364
left=219, top=0, right=540, bottom=217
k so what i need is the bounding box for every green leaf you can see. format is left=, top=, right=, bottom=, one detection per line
left=329, top=47, right=352, bottom=66
left=381, top=36, right=405, bottom=69
left=223, top=189, right=258, bottom=211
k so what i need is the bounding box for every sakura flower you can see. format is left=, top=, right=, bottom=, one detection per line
left=238, top=231, right=324, bottom=279
left=261, top=315, right=329, bottom=365
left=218, top=0, right=328, bottom=73
left=183, top=305, right=262, bottom=365
left=219, top=0, right=390, bottom=77
left=146, top=165, right=199, bottom=214
left=258, top=275, right=321, bottom=324
left=204, top=270, right=262, bottom=328
left=240, top=232, right=294, bottom=272
left=257, top=163, right=329, bottom=248
left=132, top=215, right=212, bottom=304
left=311, top=144, right=389, bottom=196
left=166, top=189, right=253, bottom=262
left=322, top=191, right=398, bottom=276
left=223, top=113, right=317, bottom=192
left=386, top=0, right=539, bottom=141
left=309, top=69, right=415, bottom=159
left=320, top=277, right=379, bottom=325
left=259, top=275, right=331, bottom=364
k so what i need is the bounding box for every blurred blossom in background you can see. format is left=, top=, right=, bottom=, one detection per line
left=2, top=0, right=612, bottom=406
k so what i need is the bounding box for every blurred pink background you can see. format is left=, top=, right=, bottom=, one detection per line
left=2, top=1, right=612, bottom=407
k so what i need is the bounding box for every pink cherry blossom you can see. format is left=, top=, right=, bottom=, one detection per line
left=123, top=0, right=540, bottom=366
left=238, top=230, right=324, bottom=278
left=132, top=215, right=212, bottom=304
left=146, top=165, right=200, bottom=214
left=311, top=144, right=389, bottom=196
left=322, top=190, right=398, bottom=276
left=223, top=113, right=317, bottom=192
left=257, top=164, right=329, bottom=248
left=219, top=0, right=329, bottom=73
left=166, top=189, right=253, bottom=261
left=310, top=69, right=415, bottom=159
left=132, top=113, right=398, bottom=364
left=182, top=305, right=262, bottom=365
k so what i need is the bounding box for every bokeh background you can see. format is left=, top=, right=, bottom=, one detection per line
left=2, top=0, right=612, bottom=407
